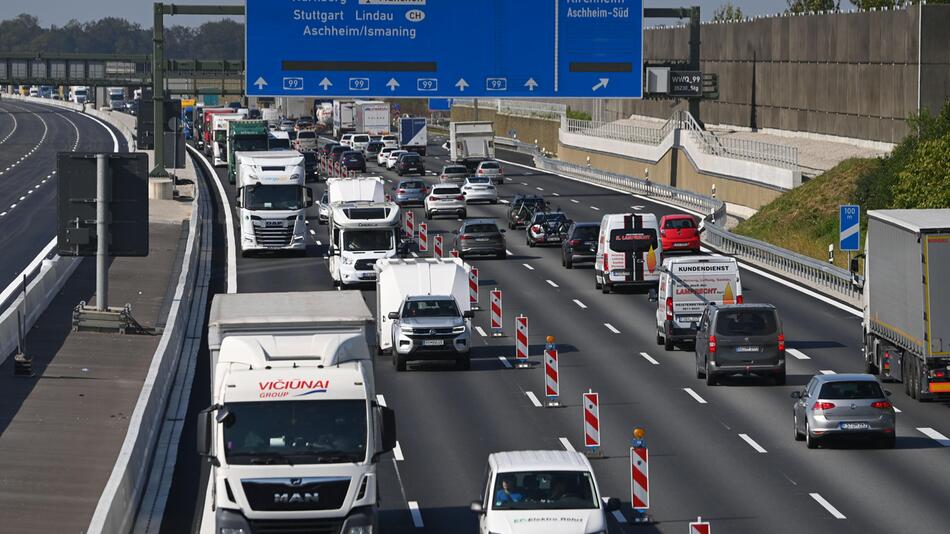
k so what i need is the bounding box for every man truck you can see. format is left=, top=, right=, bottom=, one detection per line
left=450, top=121, right=495, bottom=171
left=199, top=291, right=396, bottom=534
left=235, top=150, right=312, bottom=256
left=852, top=209, right=950, bottom=401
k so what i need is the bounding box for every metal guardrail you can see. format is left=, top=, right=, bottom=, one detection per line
left=496, top=137, right=857, bottom=304
left=452, top=98, right=566, bottom=120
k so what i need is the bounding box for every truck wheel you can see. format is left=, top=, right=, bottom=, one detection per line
left=456, top=355, right=471, bottom=371
left=773, top=371, right=787, bottom=386
left=864, top=343, right=879, bottom=374
left=595, top=276, right=602, bottom=290
left=909, top=359, right=919, bottom=400
left=602, top=282, right=611, bottom=294
left=705, top=362, right=717, bottom=386
left=903, top=357, right=911, bottom=396
left=656, top=332, right=664, bottom=346
left=394, top=353, right=407, bottom=372
left=664, top=335, right=674, bottom=352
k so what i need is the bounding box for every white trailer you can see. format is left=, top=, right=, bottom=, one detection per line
left=200, top=291, right=396, bottom=534
left=354, top=100, right=391, bottom=135
left=235, top=150, right=311, bottom=255
left=211, top=112, right=247, bottom=166
left=449, top=121, right=495, bottom=171
left=333, top=100, right=357, bottom=139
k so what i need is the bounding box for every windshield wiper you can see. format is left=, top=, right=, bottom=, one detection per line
left=227, top=451, right=294, bottom=466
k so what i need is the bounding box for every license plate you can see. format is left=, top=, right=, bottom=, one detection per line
left=839, top=422, right=870, bottom=430
left=612, top=271, right=630, bottom=277
left=679, top=315, right=701, bottom=323
left=476, top=238, right=490, bottom=242
left=736, top=346, right=761, bottom=353
left=673, top=242, right=688, bottom=247
left=422, top=339, right=444, bottom=346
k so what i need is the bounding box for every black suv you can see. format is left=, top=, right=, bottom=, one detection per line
left=506, top=194, right=548, bottom=229
left=561, top=222, right=600, bottom=268
left=694, top=304, right=786, bottom=386
left=341, top=151, right=367, bottom=172
left=396, top=153, right=425, bottom=176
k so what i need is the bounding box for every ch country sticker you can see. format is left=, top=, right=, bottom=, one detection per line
left=258, top=379, right=331, bottom=399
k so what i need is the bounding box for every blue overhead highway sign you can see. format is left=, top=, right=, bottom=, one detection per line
left=246, top=0, right=644, bottom=99
left=839, top=204, right=861, bottom=252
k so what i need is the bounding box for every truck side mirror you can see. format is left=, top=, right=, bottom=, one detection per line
left=850, top=257, right=860, bottom=274
left=647, top=288, right=658, bottom=303
left=306, top=187, right=314, bottom=208
left=196, top=407, right=219, bottom=466
left=388, top=311, right=400, bottom=320
left=605, top=497, right=621, bottom=512
left=463, top=310, right=474, bottom=319
left=381, top=406, right=397, bottom=453
left=234, top=192, right=242, bottom=208
left=470, top=501, right=485, bottom=514
left=790, top=391, right=802, bottom=399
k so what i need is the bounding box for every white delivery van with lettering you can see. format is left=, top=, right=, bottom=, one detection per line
left=652, top=255, right=742, bottom=350
left=594, top=213, right=663, bottom=293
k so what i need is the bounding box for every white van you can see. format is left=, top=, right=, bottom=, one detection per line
left=652, top=255, right=743, bottom=350
left=471, top=450, right=619, bottom=534
left=594, top=213, right=663, bottom=293
left=350, top=133, right=371, bottom=153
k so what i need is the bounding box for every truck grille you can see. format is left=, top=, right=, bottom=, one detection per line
left=248, top=518, right=344, bottom=534
left=354, top=259, right=377, bottom=271
left=254, top=221, right=295, bottom=247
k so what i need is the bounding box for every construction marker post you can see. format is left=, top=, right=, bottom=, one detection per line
left=450, top=249, right=459, bottom=258
left=689, top=517, right=710, bottom=534
left=418, top=222, right=428, bottom=252
left=514, top=315, right=529, bottom=368
left=433, top=234, right=444, bottom=258
left=405, top=210, right=415, bottom=240
left=544, top=336, right=560, bottom=406
left=583, top=391, right=603, bottom=458
left=630, top=427, right=651, bottom=524
left=469, top=267, right=479, bottom=310
left=489, top=289, right=503, bottom=337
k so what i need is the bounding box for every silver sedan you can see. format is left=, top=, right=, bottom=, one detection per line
left=461, top=176, right=498, bottom=204
left=792, top=373, right=896, bottom=449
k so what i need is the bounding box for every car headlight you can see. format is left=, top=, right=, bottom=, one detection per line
left=452, top=326, right=466, bottom=334
left=346, top=527, right=372, bottom=534
left=220, top=529, right=246, bottom=534
left=342, top=256, right=355, bottom=265
left=400, top=325, right=414, bottom=334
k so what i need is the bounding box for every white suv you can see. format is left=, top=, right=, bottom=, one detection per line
left=350, top=133, right=371, bottom=153
left=381, top=134, right=399, bottom=149
left=340, top=133, right=355, bottom=147
left=425, top=184, right=467, bottom=219
left=378, top=146, right=397, bottom=166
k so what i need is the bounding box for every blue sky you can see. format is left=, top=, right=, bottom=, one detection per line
left=0, top=0, right=792, bottom=27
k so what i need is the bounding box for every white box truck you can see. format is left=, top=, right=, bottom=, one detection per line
left=333, top=100, right=356, bottom=139
left=327, top=177, right=402, bottom=287
left=211, top=112, right=247, bottom=166
left=235, top=150, right=313, bottom=256
left=852, top=209, right=950, bottom=401
left=199, top=291, right=396, bottom=534
left=375, top=258, right=473, bottom=370
left=354, top=100, right=391, bottom=136
left=450, top=121, right=495, bottom=171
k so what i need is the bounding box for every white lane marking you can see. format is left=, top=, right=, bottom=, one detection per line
left=819, top=370, right=836, bottom=375
left=523, top=263, right=535, bottom=270
left=506, top=249, right=514, bottom=255
left=546, top=279, right=559, bottom=288
left=9, top=204, right=16, bottom=209
left=411, top=251, right=419, bottom=258
left=640, top=352, right=659, bottom=365
left=394, top=441, right=405, bottom=461
left=18, top=196, right=24, bottom=201
left=573, top=299, right=587, bottom=309
left=739, top=433, right=768, bottom=453
left=590, top=206, right=600, bottom=211
left=475, top=326, right=488, bottom=337
left=917, top=427, right=950, bottom=446
left=376, top=394, right=387, bottom=407
left=536, top=187, right=544, bottom=191
left=787, top=348, right=810, bottom=360
left=570, top=199, right=579, bottom=203
left=189, top=145, right=237, bottom=293
left=552, top=192, right=560, bottom=196
left=558, top=437, right=575, bottom=452
left=810, top=493, right=846, bottom=519
left=631, top=205, right=644, bottom=210
left=521, top=182, right=528, bottom=186
left=309, top=229, right=316, bottom=236
left=498, top=356, right=512, bottom=369
left=316, top=240, right=323, bottom=246
left=500, top=199, right=510, bottom=204
left=683, top=388, right=708, bottom=404
left=892, top=406, right=901, bottom=413
left=602, top=497, right=628, bottom=523
left=525, top=391, right=543, bottom=407
left=604, top=323, right=620, bottom=334
left=0, top=212, right=5, bottom=217
left=408, top=501, right=424, bottom=528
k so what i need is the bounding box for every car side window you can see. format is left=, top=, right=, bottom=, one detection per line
left=805, top=378, right=817, bottom=397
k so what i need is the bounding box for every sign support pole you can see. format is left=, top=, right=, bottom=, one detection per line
left=96, top=154, right=110, bottom=311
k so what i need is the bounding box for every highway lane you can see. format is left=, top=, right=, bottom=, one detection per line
left=0, top=99, right=126, bottom=293
left=170, top=139, right=949, bottom=534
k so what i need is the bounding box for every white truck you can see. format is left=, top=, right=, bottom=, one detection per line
left=852, top=209, right=950, bottom=401
left=235, top=150, right=312, bottom=256
left=69, top=86, right=89, bottom=104
left=326, top=177, right=402, bottom=287
left=375, top=258, right=474, bottom=371
left=106, top=87, right=125, bottom=110
left=261, top=107, right=280, bottom=127
left=354, top=100, right=391, bottom=136
left=198, top=291, right=396, bottom=534
left=333, top=100, right=356, bottom=139
left=212, top=112, right=247, bottom=166
left=450, top=121, right=495, bottom=171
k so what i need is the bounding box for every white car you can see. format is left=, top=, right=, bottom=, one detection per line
left=476, top=160, right=505, bottom=185
left=425, top=184, right=467, bottom=219
left=340, top=133, right=355, bottom=147
left=461, top=176, right=498, bottom=204
left=350, top=133, right=371, bottom=153
left=386, top=150, right=409, bottom=170
left=381, top=134, right=399, bottom=149
left=470, top=450, right=618, bottom=534
left=378, top=146, right=397, bottom=166
left=317, top=190, right=330, bottom=224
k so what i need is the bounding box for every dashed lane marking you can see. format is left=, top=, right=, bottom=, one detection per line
left=917, top=427, right=950, bottom=446
left=787, top=349, right=810, bottom=360
left=640, top=352, right=659, bottom=365
left=810, top=493, right=846, bottom=519
left=604, top=323, right=620, bottom=334
left=498, top=356, right=512, bottom=369
left=819, top=370, right=836, bottom=375
left=525, top=391, right=543, bottom=407
left=475, top=326, right=488, bottom=337
left=573, top=299, right=587, bottom=309
left=394, top=441, right=405, bottom=461
left=523, top=263, right=534, bottom=270
left=683, top=388, right=708, bottom=404
left=376, top=394, right=387, bottom=407
left=559, top=437, right=575, bottom=452
left=739, top=433, right=768, bottom=453
left=408, top=501, right=424, bottom=528
left=546, top=279, right=559, bottom=288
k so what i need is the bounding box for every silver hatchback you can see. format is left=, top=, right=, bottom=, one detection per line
left=792, top=374, right=896, bottom=449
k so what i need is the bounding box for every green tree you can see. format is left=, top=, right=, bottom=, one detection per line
left=713, top=2, right=745, bottom=21
left=892, top=137, right=950, bottom=209
left=786, top=0, right=840, bottom=13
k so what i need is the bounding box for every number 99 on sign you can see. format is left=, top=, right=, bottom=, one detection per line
left=486, top=78, right=508, bottom=91
left=282, top=77, right=304, bottom=90
left=417, top=78, right=438, bottom=91
left=349, top=78, right=370, bottom=91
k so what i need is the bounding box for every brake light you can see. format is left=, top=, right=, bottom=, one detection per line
left=421, top=188, right=428, bottom=194
left=933, top=370, right=946, bottom=379
left=708, top=335, right=717, bottom=354
left=736, top=295, right=743, bottom=304
left=812, top=402, right=835, bottom=412
left=459, top=235, right=473, bottom=240
left=871, top=401, right=892, bottom=409
left=665, top=297, right=673, bottom=321
left=777, top=333, right=785, bottom=353
left=453, top=195, right=463, bottom=201
left=569, top=239, right=581, bottom=246
left=531, top=225, right=542, bottom=233
left=477, top=169, right=484, bottom=174
left=397, top=188, right=406, bottom=194
left=603, top=252, right=609, bottom=272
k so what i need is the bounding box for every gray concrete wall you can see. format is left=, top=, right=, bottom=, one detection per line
left=559, top=5, right=950, bottom=144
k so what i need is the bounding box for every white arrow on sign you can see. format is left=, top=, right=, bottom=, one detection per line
left=591, top=78, right=610, bottom=92
left=524, top=78, right=538, bottom=91
left=455, top=78, right=470, bottom=92
left=319, top=77, right=332, bottom=90
left=254, top=76, right=267, bottom=90
left=386, top=78, right=400, bottom=91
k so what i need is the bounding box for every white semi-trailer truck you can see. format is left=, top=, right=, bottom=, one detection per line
left=199, top=291, right=396, bottom=534
left=235, top=150, right=312, bottom=256
left=853, top=209, right=950, bottom=401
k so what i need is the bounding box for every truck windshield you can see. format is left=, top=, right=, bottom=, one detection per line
left=491, top=470, right=599, bottom=511
left=223, top=399, right=367, bottom=465
left=402, top=299, right=460, bottom=318
left=343, top=230, right=394, bottom=252
left=234, top=138, right=269, bottom=152
left=245, top=184, right=303, bottom=210
left=214, top=130, right=227, bottom=143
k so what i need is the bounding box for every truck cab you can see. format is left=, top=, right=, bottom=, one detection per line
left=326, top=177, right=401, bottom=287
left=200, top=292, right=396, bottom=534
left=235, top=150, right=313, bottom=256
left=228, top=120, right=270, bottom=183
left=211, top=112, right=246, bottom=166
